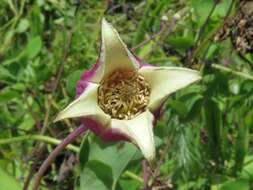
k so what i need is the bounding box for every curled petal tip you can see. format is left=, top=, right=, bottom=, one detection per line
left=111, top=111, right=155, bottom=162
left=139, top=66, right=202, bottom=112
left=101, top=18, right=110, bottom=28
left=101, top=18, right=116, bottom=42
left=91, top=17, right=138, bottom=82
left=53, top=110, right=70, bottom=123
left=53, top=116, right=59, bottom=123
left=53, top=113, right=63, bottom=123
left=53, top=84, right=109, bottom=124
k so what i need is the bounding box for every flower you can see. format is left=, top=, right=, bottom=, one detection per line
left=54, top=18, right=201, bottom=161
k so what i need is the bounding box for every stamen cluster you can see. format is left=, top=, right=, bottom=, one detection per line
left=98, top=70, right=150, bottom=120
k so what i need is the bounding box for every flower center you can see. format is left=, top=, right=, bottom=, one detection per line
left=97, top=70, right=151, bottom=120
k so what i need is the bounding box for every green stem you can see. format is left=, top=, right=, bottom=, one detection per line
left=123, top=171, right=144, bottom=184
left=0, top=135, right=80, bottom=153
left=211, top=64, right=253, bottom=81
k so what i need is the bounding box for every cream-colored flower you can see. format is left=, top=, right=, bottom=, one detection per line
left=54, top=19, right=201, bottom=161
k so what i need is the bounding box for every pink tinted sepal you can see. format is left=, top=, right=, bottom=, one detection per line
left=81, top=118, right=130, bottom=142
left=76, top=64, right=99, bottom=98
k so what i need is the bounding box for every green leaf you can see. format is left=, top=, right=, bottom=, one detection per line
left=241, top=155, right=253, bottom=180
left=147, top=0, right=169, bottom=32
left=29, top=4, right=43, bottom=36
left=137, top=43, right=153, bottom=58
left=132, top=1, right=152, bottom=46
left=0, top=166, right=22, bottom=190
left=183, top=96, right=203, bottom=122
left=4, top=36, right=43, bottom=65
left=0, top=87, right=20, bottom=104
left=79, top=134, right=90, bottom=169
left=66, top=70, right=83, bottom=97
left=18, top=114, right=35, bottom=130
left=167, top=100, right=188, bottom=116
left=204, top=98, right=222, bottom=160
left=23, top=36, right=42, bottom=59
left=191, top=0, right=232, bottom=26
left=245, top=110, right=253, bottom=129
left=0, top=65, right=15, bottom=81
left=79, top=137, right=137, bottom=189
left=89, top=139, right=137, bottom=184
left=191, top=0, right=214, bottom=26
left=16, top=19, right=30, bottom=33
left=80, top=160, right=113, bottom=190
left=234, top=123, right=249, bottom=172
left=218, top=179, right=249, bottom=190
left=167, top=36, right=194, bottom=51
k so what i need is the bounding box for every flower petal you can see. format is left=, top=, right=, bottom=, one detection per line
left=91, top=19, right=139, bottom=82
left=54, top=83, right=110, bottom=123
left=139, top=67, right=201, bottom=112
left=111, top=110, right=155, bottom=161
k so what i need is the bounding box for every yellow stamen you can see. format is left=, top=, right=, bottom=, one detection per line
left=98, top=70, right=150, bottom=120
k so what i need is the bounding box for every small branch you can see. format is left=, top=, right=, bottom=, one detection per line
left=0, top=135, right=80, bottom=153
left=123, top=171, right=144, bottom=184
left=32, top=125, right=87, bottom=190
left=24, top=97, right=41, bottom=130
left=131, top=20, right=166, bottom=51
left=211, top=64, right=253, bottom=81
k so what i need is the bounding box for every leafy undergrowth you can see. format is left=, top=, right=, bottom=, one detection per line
left=0, top=0, right=253, bottom=190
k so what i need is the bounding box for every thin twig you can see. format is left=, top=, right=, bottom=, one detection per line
left=24, top=96, right=41, bottom=130
left=131, top=20, right=166, bottom=51
left=123, top=171, right=144, bottom=183
left=0, top=135, right=80, bottom=153
left=211, top=63, right=253, bottom=81
left=32, top=125, right=87, bottom=190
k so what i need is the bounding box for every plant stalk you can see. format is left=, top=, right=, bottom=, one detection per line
left=0, top=135, right=80, bottom=153
left=32, top=125, right=87, bottom=190
left=211, top=64, right=253, bottom=81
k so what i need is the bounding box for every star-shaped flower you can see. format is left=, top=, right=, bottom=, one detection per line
left=54, top=19, right=201, bottom=161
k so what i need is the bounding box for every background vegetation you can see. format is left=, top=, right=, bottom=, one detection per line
left=0, top=0, right=253, bottom=189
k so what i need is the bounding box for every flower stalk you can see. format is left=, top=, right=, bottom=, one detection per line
left=32, top=125, right=87, bottom=190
